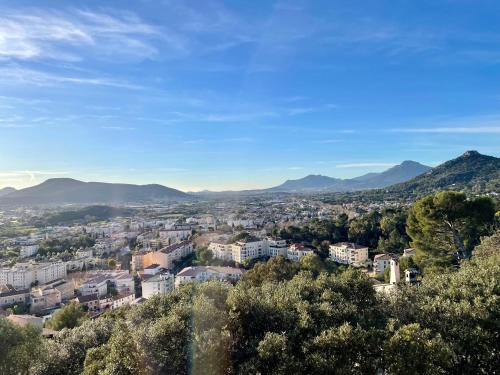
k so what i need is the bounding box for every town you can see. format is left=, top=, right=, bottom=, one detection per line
left=0, top=195, right=419, bottom=325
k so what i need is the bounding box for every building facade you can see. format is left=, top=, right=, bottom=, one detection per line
left=329, top=242, right=369, bottom=267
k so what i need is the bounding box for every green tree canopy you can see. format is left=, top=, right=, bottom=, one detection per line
left=45, top=302, right=88, bottom=331
left=407, top=191, right=495, bottom=259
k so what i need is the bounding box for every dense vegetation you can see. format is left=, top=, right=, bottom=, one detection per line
left=0, top=229, right=498, bottom=374
left=33, top=206, right=134, bottom=226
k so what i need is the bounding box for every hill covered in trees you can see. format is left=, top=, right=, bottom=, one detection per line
left=323, top=151, right=500, bottom=203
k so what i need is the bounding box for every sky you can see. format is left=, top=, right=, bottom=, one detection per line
left=1, top=0, right=500, bottom=191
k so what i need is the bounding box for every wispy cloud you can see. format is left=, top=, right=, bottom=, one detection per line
left=391, top=127, right=500, bottom=134
left=336, top=162, right=396, bottom=168
left=0, top=66, right=142, bottom=89
left=0, top=8, right=160, bottom=62
left=288, top=103, right=337, bottom=116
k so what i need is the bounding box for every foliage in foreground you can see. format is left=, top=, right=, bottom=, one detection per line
left=1, top=231, right=498, bottom=375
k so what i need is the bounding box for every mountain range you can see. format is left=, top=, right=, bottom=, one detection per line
left=266, top=160, right=431, bottom=192
left=0, top=178, right=188, bottom=205
left=0, top=151, right=498, bottom=205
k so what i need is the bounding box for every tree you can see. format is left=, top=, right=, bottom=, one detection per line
left=240, top=256, right=298, bottom=286
left=384, top=323, right=454, bottom=375
left=348, top=211, right=382, bottom=248
left=45, top=302, right=87, bottom=331
left=407, top=191, right=495, bottom=259
left=299, top=253, right=326, bottom=276
left=0, top=318, right=43, bottom=375
left=108, top=258, right=117, bottom=269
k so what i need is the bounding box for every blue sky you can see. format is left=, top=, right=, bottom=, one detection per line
left=1, top=0, right=500, bottom=191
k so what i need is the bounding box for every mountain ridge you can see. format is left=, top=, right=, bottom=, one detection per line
left=265, top=160, right=431, bottom=192
left=0, top=178, right=188, bottom=205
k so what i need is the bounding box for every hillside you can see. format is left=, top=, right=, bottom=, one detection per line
left=0, top=178, right=188, bottom=205
left=0, top=187, right=16, bottom=197
left=41, top=205, right=135, bottom=225
left=322, top=151, right=500, bottom=203
left=388, top=151, right=500, bottom=196
left=267, top=160, right=431, bottom=192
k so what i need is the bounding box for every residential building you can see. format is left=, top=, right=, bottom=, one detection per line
left=79, top=275, right=109, bottom=297
left=175, top=266, right=245, bottom=288
left=78, top=271, right=134, bottom=298
left=373, top=254, right=394, bottom=274
left=142, top=240, right=193, bottom=270
left=0, top=262, right=67, bottom=289
left=267, top=237, right=288, bottom=258
left=208, top=241, right=232, bottom=261
left=286, top=243, right=313, bottom=262
left=142, top=272, right=175, bottom=299
left=76, top=294, right=100, bottom=312
left=231, top=238, right=266, bottom=263
left=131, top=252, right=145, bottom=272
left=0, top=285, right=29, bottom=307
left=20, top=245, right=39, bottom=258
left=329, top=242, right=369, bottom=267
left=112, top=292, right=135, bottom=309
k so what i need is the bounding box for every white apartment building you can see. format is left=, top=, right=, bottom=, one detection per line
left=373, top=254, right=394, bottom=274
left=267, top=238, right=288, bottom=257
left=329, top=242, right=369, bottom=267
left=159, top=225, right=192, bottom=243
left=20, top=245, right=39, bottom=258
left=210, top=237, right=320, bottom=264
left=142, top=272, right=175, bottom=299
left=78, top=271, right=134, bottom=297
left=175, top=266, right=245, bottom=288
left=79, top=275, right=109, bottom=297
left=286, top=243, right=314, bottom=262
left=0, top=262, right=67, bottom=289
left=231, top=239, right=267, bottom=263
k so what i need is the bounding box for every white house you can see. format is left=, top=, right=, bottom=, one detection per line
left=142, top=272, right=175, bottom=299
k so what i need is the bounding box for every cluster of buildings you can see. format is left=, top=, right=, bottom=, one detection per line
left=208, top=237, right=374, bottom=268
left=209, top=237, right=314, bottom=263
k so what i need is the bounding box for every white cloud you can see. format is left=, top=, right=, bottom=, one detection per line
left=0, top=8, right=160, bottom=62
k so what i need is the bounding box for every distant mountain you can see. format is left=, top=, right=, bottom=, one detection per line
left=352, top=160, right=432, bottom=189
left=0, top=187, right=16, bottom=197
left=386, top=151, right=500, bottom=196
left=266, top=160, right=431, bottom=192
left=268, top=175, right=344, bottom=192
left=0, top=178, right=188, bottom=205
